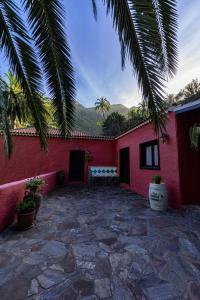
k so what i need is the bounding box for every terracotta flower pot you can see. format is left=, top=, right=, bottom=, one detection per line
left=17, top=210, right=35, bottom=230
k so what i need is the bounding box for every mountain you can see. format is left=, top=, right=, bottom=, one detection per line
left=74, top=102, right=129, bottom=135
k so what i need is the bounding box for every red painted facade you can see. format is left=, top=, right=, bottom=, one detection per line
left=115, top=112, right=182, bottom=209
left=0, top=137, right=115, bottom=184
left=0, top=106, right=200, bottom=231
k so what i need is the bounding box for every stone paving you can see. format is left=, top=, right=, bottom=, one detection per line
left=0, top=185, right=200, bottom=300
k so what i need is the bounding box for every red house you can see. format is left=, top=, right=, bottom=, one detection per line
left=0, top=99, right=200, bottom=231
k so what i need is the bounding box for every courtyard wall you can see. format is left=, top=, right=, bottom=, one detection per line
left=115, top=112, right=182, bottom=208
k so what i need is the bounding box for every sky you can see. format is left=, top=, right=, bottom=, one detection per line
left=64, top=0, right=200, bottom=107
left=1, top=0, right=200, bottom=108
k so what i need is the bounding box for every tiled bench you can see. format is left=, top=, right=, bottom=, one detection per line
left=88, top=166, right=119, bottom=185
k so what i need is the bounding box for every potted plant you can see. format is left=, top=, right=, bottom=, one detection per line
left=26, top=177, right=46, bottom=194
left=85, top=151, right=92, bottom=162
left=16, top=195, right=36, bottom=230
left=26, top=177, right=46, bottom=219
left=56, top=170, right=65, bottom=185
left=149, top=175, right=168, bottom=211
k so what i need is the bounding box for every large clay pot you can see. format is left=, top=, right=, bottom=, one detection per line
left=17, top=210, right=35, bottom=230
left=149, top=183, right=168, bottom=211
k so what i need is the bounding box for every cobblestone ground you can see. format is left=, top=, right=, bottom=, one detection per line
left=0, top=185, right=200, bottom=300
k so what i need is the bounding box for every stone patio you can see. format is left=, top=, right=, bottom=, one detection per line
left=0, top=185, right=200, bottom=300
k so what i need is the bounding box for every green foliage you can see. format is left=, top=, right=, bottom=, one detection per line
left=26, top=177, right=46, bottom=191
left=16, top=196, right=35, bottom=213
left=166, top=79, right=200, bottom=107
left=0, top=0, right=178, bottom=155
left=0, top=0, right=75, bottom=157
left=152, top=175, right=162, bottom=184
left=95, top=97, right=111, bottom=119
left=103, top=112, right=126, bottom=136
left=104, top=0, right=178, bottom=133
left=0, top=71, right=29, bottom=129
left=127, top=106, right=147, bottom=128
left=189, top=125, right=200, bottom=151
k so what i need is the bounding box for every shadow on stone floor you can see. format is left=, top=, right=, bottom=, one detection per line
left=0, top=185, right=200, bottom=299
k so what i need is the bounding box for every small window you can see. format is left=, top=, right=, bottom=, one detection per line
left=140, top=140, right=160, bottom=169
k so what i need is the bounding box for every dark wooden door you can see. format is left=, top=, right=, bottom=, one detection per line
left=120, top=147, right=130, bottom=184
left=69, top=150, right=85, bottom=181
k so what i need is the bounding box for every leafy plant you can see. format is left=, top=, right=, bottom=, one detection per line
left=16, top=196, right=35, bottom=213
left=26, top=177, right=46, bottom=191
left=152, top=175, right=162, bottom=184
left=85, top=151, right=92, bottom=162
left=103, top=112, right=126, bottom=136
left=189, top=125, right=200, bottom=151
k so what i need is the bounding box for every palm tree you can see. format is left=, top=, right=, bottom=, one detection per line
left=0, top=0, right=178, bottom=157
left=95, top=97, right=111, bottom=119
left=0, top=71, right=28, bottom=129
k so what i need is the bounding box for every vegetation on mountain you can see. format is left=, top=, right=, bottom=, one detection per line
left=103, top=112, right=126, bottom=136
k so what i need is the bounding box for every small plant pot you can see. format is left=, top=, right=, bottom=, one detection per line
left=17, top=210, right=35, bottom=230
left=149, top=183, right=168, bottom=211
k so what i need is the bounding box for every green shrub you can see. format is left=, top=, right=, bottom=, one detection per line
left=26, top=177, right=46, bottom=191
left=152, top=175, right=162, bottom=184
left=16, top=196, right=35, bottom=213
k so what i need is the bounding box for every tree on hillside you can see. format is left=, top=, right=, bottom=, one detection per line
left=103, top=112, right=126, bottom=136
left=95, top=97, right=111, bottom=119
left=127, top=107, right=147, bottom=128
left=0, top=0, right=178, bottom=157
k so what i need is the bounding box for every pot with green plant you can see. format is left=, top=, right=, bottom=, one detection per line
left=26, top=177, right=46, bottom=219
left=149, top=175, right=168, bottom=211
left=16, top=195, right=36, bottom=230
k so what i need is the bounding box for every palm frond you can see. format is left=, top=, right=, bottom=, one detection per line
left=23, top=0, right=76, bottom=136
left=105, top=0, right=178, bottom=133
left=0, top=0, right=48, bottom=150
left=92, top=0, right=98, bottom=20
left=154, top=0, right=178, bottom=77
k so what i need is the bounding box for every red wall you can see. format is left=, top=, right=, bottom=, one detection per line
left=115, top=112, right=182, bottom=208
left=0, top=136, right=115, bottom=185
left=176, top=109, right=200, bottom=205
left=0, top=171, right=57, bottom=232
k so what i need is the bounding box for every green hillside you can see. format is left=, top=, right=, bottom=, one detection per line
left=74, top=102, right=129, bottom=135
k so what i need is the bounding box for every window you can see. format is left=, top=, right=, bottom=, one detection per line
left=140, top=140, right=160, bottom=169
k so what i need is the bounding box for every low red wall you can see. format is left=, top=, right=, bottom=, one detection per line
left=115, top=112, right=182, bottom=208
left=0, top=137, right=115, bottom=185
left=0, top=171, right=57, bottom=232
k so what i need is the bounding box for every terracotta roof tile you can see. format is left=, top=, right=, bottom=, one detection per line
left=0, top=127, right=114, bottom=141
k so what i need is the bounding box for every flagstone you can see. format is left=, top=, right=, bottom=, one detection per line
left=0, top=185, right=200, bottom=299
